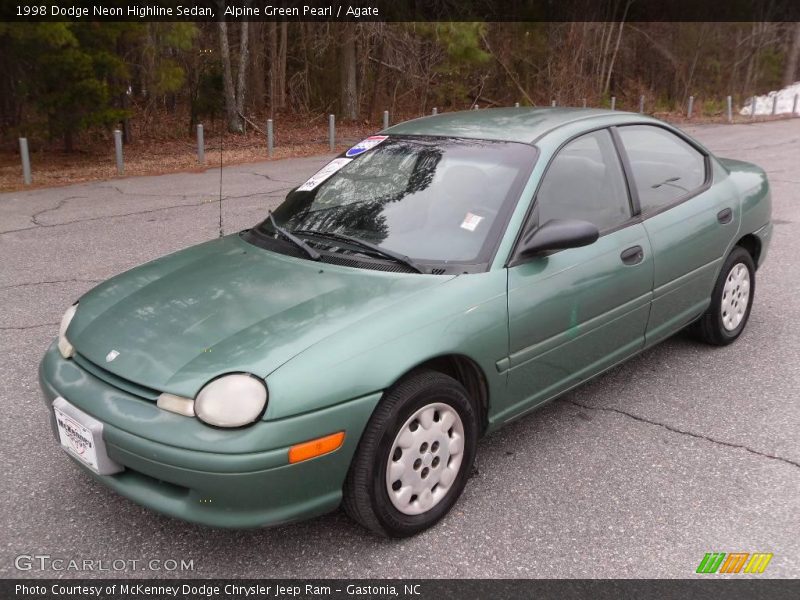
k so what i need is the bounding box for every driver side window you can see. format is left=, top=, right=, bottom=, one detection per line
left=536, top=129, right=631, bottom=232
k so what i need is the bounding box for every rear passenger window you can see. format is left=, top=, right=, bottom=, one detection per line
left=536, top=129, right=631, bottom=232
left=617, top=125, right=706, bottom=214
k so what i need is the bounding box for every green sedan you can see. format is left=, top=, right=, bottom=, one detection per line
left=40, top=108, right=772, bottom=537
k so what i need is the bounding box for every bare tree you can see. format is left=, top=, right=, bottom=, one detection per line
left=248, top=23, right=265, bottom=109
left=340, top=24, right=359, bottom=119
left=603, top=0, right=633, bottom=96
left=219, top=21, right=240, bottom=132
left=278, top=22, right=288, bottom=109
left=218, top=9, right=249, bottom=133
left=235, top=22, right=249, bottom=118
left=267, top=21, right=288, bottom=114
left=784, top=22, right=800, bottom=87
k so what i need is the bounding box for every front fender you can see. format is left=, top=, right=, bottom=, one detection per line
left=264, top=270, right=509, bottom=421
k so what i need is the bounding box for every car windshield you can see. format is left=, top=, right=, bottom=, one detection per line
left=259, top=136, right=537, bottom=266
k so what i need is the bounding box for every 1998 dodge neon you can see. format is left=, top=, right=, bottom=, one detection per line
left=39, top=108, right=771, bottom=536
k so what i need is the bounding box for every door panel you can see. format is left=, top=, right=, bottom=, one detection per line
left=502, top=224, right=653, bottom=422
left=641, top=187, right=738, bottom=345
left=615, top=124, right=738, bottom=345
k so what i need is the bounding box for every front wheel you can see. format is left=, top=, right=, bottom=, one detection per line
left=343, top=370, right=478, bottom=537
left=694, top=246, right=756, bottom=345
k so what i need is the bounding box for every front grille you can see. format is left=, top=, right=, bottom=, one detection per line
left=72, top=353, right=160, bottom=401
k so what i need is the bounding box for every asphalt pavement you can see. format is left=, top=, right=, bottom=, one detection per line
left=0, top=119, right=798, bottom=578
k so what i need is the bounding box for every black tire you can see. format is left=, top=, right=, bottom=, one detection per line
left=694, top=246, right=756, bottom=345
left=343, top=369, right=478, bottom=537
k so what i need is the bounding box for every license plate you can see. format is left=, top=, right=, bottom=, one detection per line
left=53, top=397, right=123, bottom=475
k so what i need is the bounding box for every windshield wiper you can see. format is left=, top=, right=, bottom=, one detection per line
left=267, top=212, right=320, bottom=261
left=294, top=229, right=425, bottom=274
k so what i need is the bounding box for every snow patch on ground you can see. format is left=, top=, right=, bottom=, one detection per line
left=740, top=81, right=800, bottom=116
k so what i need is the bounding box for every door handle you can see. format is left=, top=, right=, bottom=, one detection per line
left=717, top=208, right=733, bottom=224
left=620, top=245, right=644, bottom=265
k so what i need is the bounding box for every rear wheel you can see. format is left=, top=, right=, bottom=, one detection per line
left=694, top=246, right=755, bottom=345
left=343, top=370, right=478, bottom=537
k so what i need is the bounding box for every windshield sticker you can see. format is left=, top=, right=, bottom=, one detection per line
left=345, top=135, right=389, bottom=158
left=297, top=158, right=353, bottom=191
left=460, top=212, right=484, bottom=232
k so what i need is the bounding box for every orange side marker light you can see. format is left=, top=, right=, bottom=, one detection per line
left=288, top=431, right=345, bottom=464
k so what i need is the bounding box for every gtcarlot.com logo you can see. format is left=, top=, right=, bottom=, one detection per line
left=14, top=554, right=194, bottom=572
left=696, top=552, right=773, bottom=574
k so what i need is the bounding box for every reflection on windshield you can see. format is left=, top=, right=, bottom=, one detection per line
left=266, top=136, right=537, bottom=264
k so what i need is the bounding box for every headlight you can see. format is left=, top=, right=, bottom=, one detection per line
left=58, top=303, right=78, bottom=359
left=194, top=374, right=267, bottom=428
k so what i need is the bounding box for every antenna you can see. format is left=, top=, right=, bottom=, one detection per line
left=218, top=126, right=224, bottom=238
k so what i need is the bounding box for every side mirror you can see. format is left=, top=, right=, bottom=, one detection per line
left=519, top=219, right=600, bottom=256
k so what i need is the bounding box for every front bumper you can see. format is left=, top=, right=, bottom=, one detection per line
left=39, top=342, right=382, bottom=528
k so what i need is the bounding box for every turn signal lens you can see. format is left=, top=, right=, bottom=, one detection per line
left=288, top=432, right=345, bottom=464
left=157, top=393, right=195, bottom=417
left=58, top=303, right=78, bottom=359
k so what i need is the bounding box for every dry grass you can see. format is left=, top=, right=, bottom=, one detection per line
left=0, top=111, right=380, bottom=193
left=0, top=108, right=793, bottom=193
left=0, top=141, right=341, bottom=192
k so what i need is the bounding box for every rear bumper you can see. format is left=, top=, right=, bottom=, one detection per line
left=753, top=222, right=773, bottom=269
left=39, top=342, right=381, bottom=528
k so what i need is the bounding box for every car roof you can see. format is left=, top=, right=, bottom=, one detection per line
left=385, top=107, right=635, bottom=144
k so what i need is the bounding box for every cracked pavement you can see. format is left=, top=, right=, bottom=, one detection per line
left=0, top=122, right=798, bottom=578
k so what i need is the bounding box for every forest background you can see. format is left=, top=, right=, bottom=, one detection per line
left=2, top=19, right=799, bottom=189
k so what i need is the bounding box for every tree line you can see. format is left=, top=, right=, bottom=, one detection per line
left=1, top=21, right=799, bottom=150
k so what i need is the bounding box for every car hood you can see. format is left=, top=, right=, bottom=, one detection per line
left=68, top=234, right=454, bottom=397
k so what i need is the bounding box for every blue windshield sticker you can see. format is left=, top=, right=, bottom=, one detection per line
left=345, top=135, right=388, bottom=157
